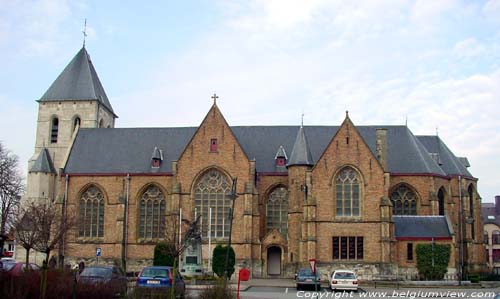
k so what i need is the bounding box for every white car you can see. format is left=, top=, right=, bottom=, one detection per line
left=330, top=270, right=358, bottom=291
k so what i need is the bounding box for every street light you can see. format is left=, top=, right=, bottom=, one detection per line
left=224, top=177, right=238, bottom=285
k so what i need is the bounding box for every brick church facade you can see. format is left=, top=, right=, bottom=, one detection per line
left=24, top=46, right=486, bottom=279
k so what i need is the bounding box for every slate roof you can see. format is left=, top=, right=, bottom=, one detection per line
left=393, top=216, right=453, bottom=239
left=482, top=202, right=500, bottom=227
left=39, top=47, right=116, bottom=116
left=64, top=125, right=469, bottom=177
left=417, top=136, right=472, bottom=178
left=287, top=126, right=314, bottom=167
left=30, top=148, right=56, bottom=174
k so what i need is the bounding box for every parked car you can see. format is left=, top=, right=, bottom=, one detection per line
left=330, top=270, right=358, bottom=291
left=0, top=262, right=40, bottom=277
left=136, top=266, right=185, bottom=298
left=295, top=268, right=321, bottom=290
left=77, top=265, right=128, bottom=297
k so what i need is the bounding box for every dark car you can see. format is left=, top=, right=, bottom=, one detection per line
left=136, top=266, right=185, bottom=298
left=0, top=262, right=40, bottom=277
left=295, top=268, right=321, bottom=290
left=77, top=265, right=128, bottom=297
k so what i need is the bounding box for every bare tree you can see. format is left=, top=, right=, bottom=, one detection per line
left=32, top=200, right=75, bottom=264
left=14, top=203, right=39, bottom=266
left=0, top=142, right=24, bottom=257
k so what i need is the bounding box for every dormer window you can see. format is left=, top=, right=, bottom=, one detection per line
left=152, top=159, right=161, bottom=168
left=151, top=147, right=163, bottom=168
left=274, top=145, right=288, bottom=167
left=210, top=139, right=218, bottom=152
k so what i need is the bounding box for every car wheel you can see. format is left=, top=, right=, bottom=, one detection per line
left=296, top=284, right=301, bottom=291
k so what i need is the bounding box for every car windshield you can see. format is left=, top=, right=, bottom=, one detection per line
left=299, top=269, right=313, bottom=276
left=81, top=267, right=112, bottom=278
left=1, top=262, right=15, bottom=271
left=334, top=272, right=356, bottom=279
left=141, top=268, right=169, bottom=278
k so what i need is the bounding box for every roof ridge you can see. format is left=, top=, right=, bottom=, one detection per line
left=82, top=48, right=98, bottom=100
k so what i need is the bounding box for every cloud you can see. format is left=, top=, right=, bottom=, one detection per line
left=483, top=0, right=500, bottom=24
left=453, top=38, right=485, bottom=58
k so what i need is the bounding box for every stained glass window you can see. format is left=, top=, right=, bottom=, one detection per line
left=138, top=185, right=166, bottom=239
left=391, top=185, right=417, bottom=215
left=194, top=170, right=231, bottom=239
left=79, top=186, right=104, bottom=238
left=266, top=186, right=288, bottom=238
left=335, top=167, right=361, bottom=217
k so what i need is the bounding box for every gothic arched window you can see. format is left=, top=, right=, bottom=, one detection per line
left=468, top=184, right=475, bottom=238
left=51, top=117, right=59, bottom=143
left=79, top=186, right=105, bottom=238
left=391, top=185, right=417, bottom=215
left=194, top=169, right=231, bottom=239
left=438, top=188, right=445, bottom=216
left=266, top=186, right=288, bottom=237
left=335, top=167, right=361, bottom=217
left=138, top=185, right=166, bottom=239
left=73, top=116, right=81, bottom=133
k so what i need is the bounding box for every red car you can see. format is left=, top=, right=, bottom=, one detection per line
left=0, top=262, right=40, bottom=277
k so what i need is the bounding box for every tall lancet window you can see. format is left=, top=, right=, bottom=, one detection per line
left=194, top=169, right=231, bottom=239
left=138, top=185, right=166, bottom=239
left=335, top=167, right=361, bottom=217
left=79, top=185, right=105, bottom=238
left=391, top=185, right=417, bottom=215
left=51, top=117, right=59, bottom=143
left=266, top=186, right=288, bottom=237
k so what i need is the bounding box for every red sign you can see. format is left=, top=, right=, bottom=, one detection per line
left=237, top=268, right=250, bottom=299
left=309, top=258, right=317, bottom=274
left=239, top=268, right=250, bottom=281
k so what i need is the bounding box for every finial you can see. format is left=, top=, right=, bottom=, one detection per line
left=301, top=113, right=304, bottom=127
left=82, top=18, right=87, bottom=47
left=345, top=110, right=349, bottom=118
left=405, top=116, right=408, bottom=127
left=436, top=126, right=439, bottom=136
left=211, top=93, right=219, bottom=104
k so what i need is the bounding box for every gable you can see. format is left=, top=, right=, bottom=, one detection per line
left=177, top=104, right=250, bottom=164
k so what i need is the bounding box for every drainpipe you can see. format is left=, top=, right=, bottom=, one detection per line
left=63, top=175, right=69, bottom=256
left=458, top=176, right=463, bottom=285
left=59, top=174, right=69, bottom=268
left=122, top=174, right=130, bottom=272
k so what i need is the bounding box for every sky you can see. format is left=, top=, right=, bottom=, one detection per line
left=0, top=0, right=499, bottom=202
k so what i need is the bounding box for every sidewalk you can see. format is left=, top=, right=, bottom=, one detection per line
left=186, top=278, right=499, bottom=291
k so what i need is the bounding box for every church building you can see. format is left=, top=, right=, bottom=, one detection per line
left=25, top=46, right=486, bottom=279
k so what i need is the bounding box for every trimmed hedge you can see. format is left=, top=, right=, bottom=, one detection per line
left=153, top=241, right=177, bottom=267
left=212, top=245, right=235, bottom=279
left=416, top=243, right=451, bottom=280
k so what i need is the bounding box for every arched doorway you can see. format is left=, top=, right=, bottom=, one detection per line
left=267, top=246, right=282, bottom=276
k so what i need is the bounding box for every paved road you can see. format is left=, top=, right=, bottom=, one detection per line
left=235, top=286, right=499, bottom=299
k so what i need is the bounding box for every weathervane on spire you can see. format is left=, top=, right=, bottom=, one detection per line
left=82, top=19, right=87, bottom=47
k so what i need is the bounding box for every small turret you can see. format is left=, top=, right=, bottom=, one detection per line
left=287, top=126, right=313, bottom=167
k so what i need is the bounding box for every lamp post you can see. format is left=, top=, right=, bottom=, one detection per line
left=224, top=177, right=238, bottom=286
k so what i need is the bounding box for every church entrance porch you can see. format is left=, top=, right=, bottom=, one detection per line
left=267, top=246, right=282, bottom=276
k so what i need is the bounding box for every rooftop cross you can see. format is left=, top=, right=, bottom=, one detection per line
left=82, top=19, right=87, bottom=47
left=211, top=93, right=219, bottom=104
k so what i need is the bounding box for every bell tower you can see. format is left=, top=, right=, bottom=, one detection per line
left=27, top=46, right=117, bottom=202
